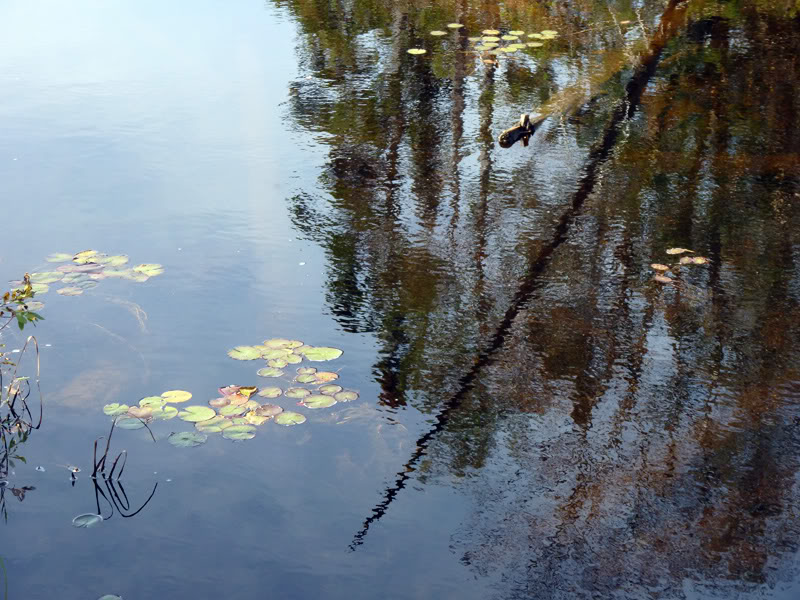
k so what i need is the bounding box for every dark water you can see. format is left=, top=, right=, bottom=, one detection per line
left=1, top=0, right=799, bottom=598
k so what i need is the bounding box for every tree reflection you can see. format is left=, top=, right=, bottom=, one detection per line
left=276, top=0, right=800, bottom=595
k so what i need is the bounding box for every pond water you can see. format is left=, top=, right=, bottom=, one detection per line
left=1, top=0, right=799, bottom=598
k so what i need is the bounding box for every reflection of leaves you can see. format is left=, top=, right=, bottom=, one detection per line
left=11, top=486, right=34, bottom=502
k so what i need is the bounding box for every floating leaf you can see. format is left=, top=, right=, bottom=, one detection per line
left=178, top=406, right=216, bottom=422
left=666, top=247, right=693, bottom=255
left=168, top=431, right=207, bottom=448
left=127, top=406, right=152, bottom=419
left=45, top=252, right=73, bottom=263
left=284, top=353, right=302, bottom=364
left=75, top=280, right=97, bottom=290
left=96, top=255, right=129, bottom=266
left=151, top=405, right=178, bottom=420
left=262, top=348, right=292, bottom=360
left=527, top=42, right=544, bottom=48
left=73, top=250, right=100, bottom=264
left=482, top=29, right=500, bottom=35
left=268, top=358, right=288, bottom=368
left=654, top=275, right=673, bottom=284
left=256, top=403, right=283, bottom=417
left=447, top=23, right=463, bottom=29
left=430, top=30, right=447, bottom=36
left=264, top=338, right=302, bottom=349
left=57, top=263, right=102, bottom=273
left=257, top=386, right=282, bottom=398
left=115, top=417, right=146, bottom=430
left=295, top=374, right=317, bottom=384
left=244, top=399, right=260, bottom=410
left=227, top=393, right=249, bottom=406
left=133, top=263, right=164, bottom=277
left=219, top=385, right=240, bottom=396
left=97, top=595, right=123, bottom=600
left=30, top=272, right=63, bottom=284
left=528, top=33, right=543, bottom=39
left=275, top=411, right=306, bottom=426
left=501, top=34, right=519, bottom=40
left=227, top=346, right=263, bottom=360
left=139, top=396, right=166, bottom=408
left=219, top=404, right=247, bottom=417
left=245, top=411, right=270, bottom=426
left=502, top=47, right=518, bottom=53
left=103, top=403, right=129, bottom=417
left=209, top=397, right=229, bottom=408
left=407, top=48, right=426, bottom=55
left=297, top=367, right=317, bottom=375
left=257, top=367, right=284, bottom=377
left=222, top=424, right=257, bottom=440
left=195, top=415, right=228, bottom=433
left=298, top=346, right=343, bottom=361
left=650, top=263, right=670, bottom=271
left=62, top=273, right=89, bottom=284
left=124, top=270, right=150, bottom=282
left=467, top=36, right=482, bottom=42
left=319, top=384, right=343, bottom=395
left=314, top=371, right=339, bottom=383
left=72, top=513, right=103, bottom=528
left=302, top=394, right=337, bottom=409
left=285, top=387, right=311, bottom=399
left=230, top=417, right=249, bottom=425
left=509, top=30, right=525, bottom=35
left=25, top=301, right=45, bottom=311
left=482, top=36, right=500, bottom=42
left=692, top=256, right=709, bottom=265
left=334, top=390, right=359, bottom=402
left=102, top=269, right=131, bottom=278
left=162, top=390, right=192, bottom=403
left=541, top=29, right=558, bottom=35
left=679, top=256, right=693, bottom=265
left=238, top=386, right=258, bottom=398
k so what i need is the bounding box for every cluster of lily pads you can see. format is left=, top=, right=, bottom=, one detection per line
left=651, top=247, right=709, bottom=284
left=101, top=339, right=359, bottom=447
left=13, top=250, right=164, bottom=302
left=407, top=24, right=560, bottom=62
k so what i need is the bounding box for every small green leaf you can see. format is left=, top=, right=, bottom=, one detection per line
left=178, top=405, right=217, bottom=422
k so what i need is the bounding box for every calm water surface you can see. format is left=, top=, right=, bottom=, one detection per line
left=1, top=0, right=799, bottom=598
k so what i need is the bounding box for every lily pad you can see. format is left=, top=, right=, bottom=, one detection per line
left=430, top=30, right=447, bottom=36
left=230, top=417, right=249, bottom=425
left=139, top=396, right=166, bottom=408
left=334, top=390, right=359, bottom=402
left=73, top=250, right=100, bottom=264
left=482, top=36, right=500, bottom=42
left=228, top=346, right=263, bottom=360
left=692, top=256, right=709, bottom=265
left=127, top=406, right=152, bottom=419
left=297, top=367, right=317, bottom=375
left=299, top=346, right=343, bottom=361
left=209, top=397, right=229, bottom=408
left=75, top=280, right=98, bottom=290
left=98, top=595, right=123, bottom=600
left=220, top=404, right=248, bottom=417
left=527, top=42, right=544, bottom=48
left=222, top=424, right=257, bottom=440
left=256, top=403, right=283, bottom=417
left=62, top=273, right=90, bottom=284
left=45, top=252, right=73, bottom=263
left=257, top=386, right=282, bottom=398
left=264, top=338, right=302, bottom=349
left=115, top=417, right=146, bottom=430
left=195, top=415, right=228, bottom=433
left=72, top=513, right=103, bottom=528
left=285, top=387, right=311, bottom=399
left=284, top=353, right=302, bottom=364
left=528, top=33, right=543, bottom=38
left=319, top=384, right=343, bottom=395
left=679, top=256, right=693, bottom=265
left=447, top=23, right=464, bottom=29
left=482, top=29, right=500, bottom=35
left=151, top=405, right=178, bottom=420
left=302, top=394, right=337, bottom=409
left=162, top=390, right=192, bottom=403
left=103, top=403, right=129, bottom=417
left=57, top=286, right=83, bottom=296
left=654, top=275, right=673, bottom=284
left=268, top=358, right=289, bottom=368
left=178, top=406, right=217, bottom=422
left=509, top=30, right=525, bottom=35
left=501, top=34, right=519, bottom=40
left=666, top=247, right=693, bottom=255
left=274, top=411, right=307, bottom=426
left=30, top=272, right=63, bottom=284
left=541, top=29, right=558, bottom=35
left=227, top=393, right=249, bottom=406
left=650, top=263, right=670, bottom=271
left=262, top=348, right=292, bottom=359
left=168, top=431, right=207, bottom=448
left=295, top=374, right=317, bottom=384
left=133, top=263, right=164, bottom=277
left=245, top=411, right=270, bottom=426
left=96, top=255, right=129, bottom=266
left=219, top=385, right=240, bottom=396
left=57, top=263, right=102, bottom=273
left=257, top=367, right=284, bottom=378
left=238, top=386, right=258, bottom=398
left=407, top=48, right=426, bottom=55
left=314, top=371, right=339, bottom=383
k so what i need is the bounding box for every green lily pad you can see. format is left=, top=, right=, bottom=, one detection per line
left=219, top=404, right=248, bottom=417
left=257, top=386, right=282, bottom=398
left=284, top=353, right=302, bottom=364
left=509, top=30, right=525, bottom=35
left=257, top=367, right=284, bottom=378
left=541, top=29, right=558, bottom=35
left=227, top=346, right=263, bottom=360
left=267, top=358, right=288, bottom=368
left=262, top=348, right=292, bottom=359
left=162, top=390, right=192, bottom=403
left=230, top=417, right=249, bottom=425
left=295, top=374, right=317, bottom=384
left=285, top=387, right=311, bottom=399
left=195, top=415, right=228, bottom=432
left=482, top=29, right=500, bottom=35
left=178, top=405, right=217, bottom=422
left=222, top=424, right=257, bottom=440
left=298, top=346, right=343, bottom=361
left=30, top=272, right=63, bottom=284
left=72, top=513, right=103, bottom=528
left=103, top=403, right=129, bottom=417
left=264, top=338, right=303, bottom=349
left=319, top=384, right=343, bottom=395
left=334, top=390, right=359, bottom=402
left=482, top=36, right=500, bottom=42
left=243, top=399, right=260, bottom=410
left=501, top=34, right=519, bottom=40
left=139, top=396, right=166, bottom=408
left=151, top=405, right=178, bottom=420
left=407, top=48, right=426, bottom=55
left=303, top=395, right=337, bottom=409
left=447, top=23, right=464, bottom=29
left=297, top=367, right=317, bottom=375
left=73, top=250, right=100, bottom=264
left=168, top=431, right=207, bottom=448
left=133, top=263, right=164, bottom=277
left=61, top=273, right=89, bottom=284
left=274, top=411, right=306, bottom=426
left=430, top=30, right=447, bottom=36
left=115, top=417, right=146, bottom=430
left=527, top=42, right=543, bottom=47
left=102, top=269, right=131, bottom=278
left=528, top=33, right=543, bottom=38
left=122, top=270, right=150, bottom=282
left=245, top=411, right=270, bottom=425
left=96, top=255, right=129, bottom=266
left=256, top=403, right=283, bottom=417
left=239, top=386, right=258, bottom=398
left=45, top=252, right=73, bottom=263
